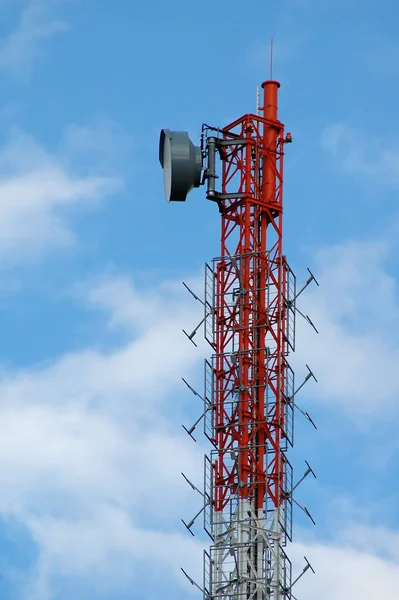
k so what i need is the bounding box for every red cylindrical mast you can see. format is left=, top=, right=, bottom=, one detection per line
left=262, top=80, right=280, bottom=203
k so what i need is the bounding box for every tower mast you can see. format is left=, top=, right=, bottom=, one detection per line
left=203, top=79, right=294, bottom=600
left=159, top=73, right=316, bottom=600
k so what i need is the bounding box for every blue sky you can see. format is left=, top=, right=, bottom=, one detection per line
left=0, top=0, right=398, bottom=598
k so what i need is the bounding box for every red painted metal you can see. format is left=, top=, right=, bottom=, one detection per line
left=212, top=81, right=289, bottom=516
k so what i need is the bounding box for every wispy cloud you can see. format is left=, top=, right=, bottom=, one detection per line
left=0, top=127, right=122, bottom=264
left=321, top=122, right=399, bottom=185
left=60, top=118, right=134, bottom=177
left=0, top=0, right=69, bottom=79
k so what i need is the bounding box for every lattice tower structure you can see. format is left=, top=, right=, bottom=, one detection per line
left=202, top=80, right=296, bottom=600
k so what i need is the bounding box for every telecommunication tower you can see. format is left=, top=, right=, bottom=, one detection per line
left=159, top=76, right=318, bottom=600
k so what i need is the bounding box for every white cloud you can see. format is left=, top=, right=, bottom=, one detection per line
left=0, top=273, right=205, bottom=597
left=0, top=221, right=397, bottom=598
left=84, top=272, right=204, bottom=333
left=294, top=236, right=399, bottom=416
left=293, top=531, right=399, bottom=600
left=5, top=255, right=399, bottom=599
left=0, top=128, right=122, bottom=263
left=0, top=0, right=68, bottom=78
left=26, top=510, right=203, bottom=586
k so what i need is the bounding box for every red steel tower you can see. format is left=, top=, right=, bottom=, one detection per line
left=160, top=76, right=317, bottom=600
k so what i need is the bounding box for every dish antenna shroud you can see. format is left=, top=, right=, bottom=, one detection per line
left=159, top=129, right=202, bottom=202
